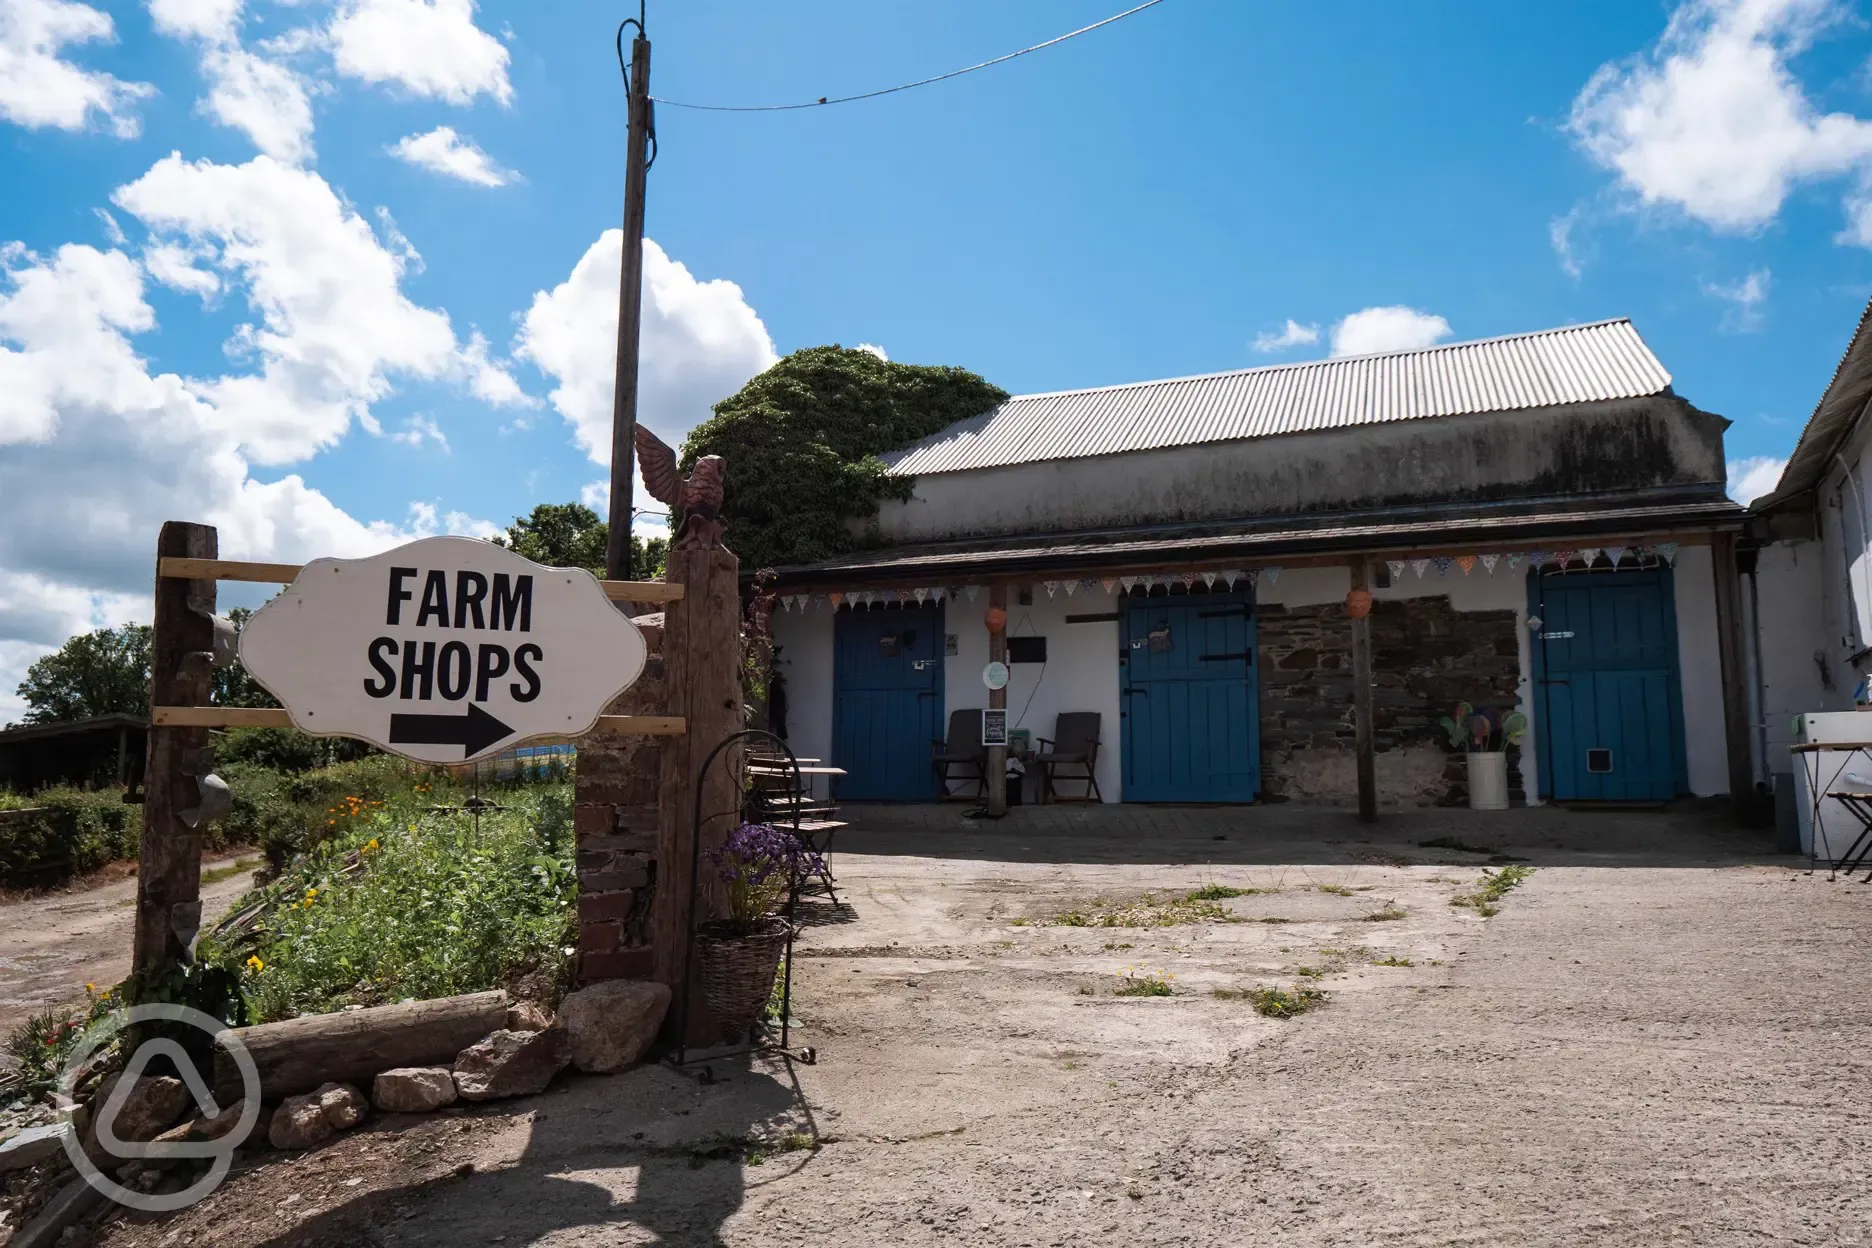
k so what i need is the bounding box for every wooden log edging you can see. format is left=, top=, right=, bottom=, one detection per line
left=212, top=989, right=511, bottom=1101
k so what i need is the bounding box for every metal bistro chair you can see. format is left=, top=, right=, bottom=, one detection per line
left=932, top=708, right=987, bottom=801
left=1035, top=712, right=1103, bottom=803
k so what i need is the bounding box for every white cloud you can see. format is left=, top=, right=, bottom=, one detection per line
left=389, top=413, right=447, bottom=451
left=855, top=342, right=888, bottom=361
left=142, top=241, right=221, bottom=297
left=1329, top=306, right=1452, bottom=357
left=1703, top=268, right=1772, bottom=331
left=111, top=152, right=526, bottom=464
left=1252, top=319, right=1320, bottom=353
left=199, top=42, right=316, bottom=165
left=328, top=0, right=511, bottom=106
left=515, top=232, right=778, bottom=464
left=147, top=0, right=242, bottom=42
left=0, top=235, right=501, bottom=724
left=1728, top=454, right=1787, bottom=503
left=1569, top=0, right=1872, bottom=237
left=0, top=0, right=155, bottom=136
left=1550, top=207, right=1583, bottom=279
left=389, top=125, right=514, bottom=186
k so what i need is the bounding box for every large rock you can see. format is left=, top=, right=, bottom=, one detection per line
left=314, top=1083, right=368, bottom=1130
left=372, top=1067, right=457, bottom=1113
left=266, top=1083, right=366, bottom=1151
left=452, top=1028, right=570, bottom=1101
left=0, top=1122, right=70, bottom=1172
left=556, top=980, right=671, bottom=1074
left=267, top=1096, right=333, bottom=1151
left=82, top=1074, right=193, bottom=1157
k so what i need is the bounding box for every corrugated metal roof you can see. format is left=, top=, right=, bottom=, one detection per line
left=1753, top=295, right=1872, bottom=511
left=882, top=319, right=1673, bottom=476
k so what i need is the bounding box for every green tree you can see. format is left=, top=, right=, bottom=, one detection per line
left=681, top=345, right=1006, bottom=570
left=16, top=625, right=153, bottom=724
left=492, top=502, right=667, bottom=578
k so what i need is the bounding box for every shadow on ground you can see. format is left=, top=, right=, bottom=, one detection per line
left=835, top=800, right=1788, bottom=869
left=248, top=1054, right=818, bottom=1248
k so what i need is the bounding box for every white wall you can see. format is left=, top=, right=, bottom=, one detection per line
left=771, top=606, right=835, bottom=794
left=1671, top=546, right=1727, bottom=797
left=1753, top=539, right=1833, bottom=778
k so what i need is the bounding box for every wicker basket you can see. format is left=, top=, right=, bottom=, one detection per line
left=695, top=917, right=790, bottom=1043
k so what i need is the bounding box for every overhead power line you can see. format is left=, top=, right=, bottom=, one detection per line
left=651, top=0, right=1168, bottom=113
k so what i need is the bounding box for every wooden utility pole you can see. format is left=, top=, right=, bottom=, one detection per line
left=985, top=583, right=1009, bottom=816
left=605, top=17, right=654, bottom=582
left=131, top=522, right=218, bottom=990
left=1351, top=560, right=1376, bottom=823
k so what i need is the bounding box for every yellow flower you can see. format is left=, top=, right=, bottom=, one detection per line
left=245, top=955, right=264, bottom=973
left=363, top=838, right=380, bottom=853
left=84, top=982, right=95, bottom=993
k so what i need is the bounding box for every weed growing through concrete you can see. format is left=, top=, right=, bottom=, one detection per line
left=1101, top=942, right=1134, bottom=951
left=1215, top=984, right=1326, bottom=1018
left=1362, top=904, right=1407, bottom=922
left=1373, top=955, right=1413, bottom=967
left=1045, top=894, right=1229, bottom=928
left=1113, top=969, right=1175, bottom=997
left=1295, top=965, right=1324, bottom=978
left=1256, top=917, right=1294, bottom=925
left=1451, top=865, right=1535, bottom=917
left=1316, top=884, right=1356, bottom=896
left=1185, top=884, right=1277, bottom=901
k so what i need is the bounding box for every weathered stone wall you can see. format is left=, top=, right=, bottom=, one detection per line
left=572, top=649, right=665, bottom=984
left=1257, top=596, right=1522, bottom=806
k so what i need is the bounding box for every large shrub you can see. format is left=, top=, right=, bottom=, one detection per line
left=682, top=346, right=1007, bottom=569
left=221, top=753, right=417, bottom=871
left=0, top=789, right=140, bottom=887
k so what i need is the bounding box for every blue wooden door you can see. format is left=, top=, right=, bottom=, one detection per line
left=1120, top=594, right=1260, bottom=802
left=1531, top=568, right=1686, bottom=802
left=833, top=606, right=944, bottom=801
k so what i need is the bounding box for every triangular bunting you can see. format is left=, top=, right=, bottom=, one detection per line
left=1577, top=547, right=1601, bottom=567
left=1526, top=551, right=1550, bottom=567
left=1387, top=560, right=1407, bottom=582
left=1223, top=570, right=1240, bottom=589
left=1432, top=556, right=1453, bottom=577
left=1480, top=553, right=1499, bottom=574
left=1410, top=558, right=1430, bottom=579
left=829, top=591, right=844, bottom=608
left=1554, top=550, right=1577, bottom=568
left=1656, top=541, right=1679, bottom=565
left=1604, top=545, right=1629, bottom=567
left=913, top=587, right=929, bottom=603
left=1202, top=571, right=1218, bottom=588
left=1506, top=553, right=1524, bottom=570
left=1045, top=580, right=1060, bottom=598
left=1243, top=570, right=1258, bottom=588
left=1101, top=577, right=1117, bottom=594
left=966, top=585, right=980, bottom=601
left=1119, top=575, right=1136, bottom=593
left=1179, top=571, right=1198, bottom=589
left=1064, top=580, right=1078, bottom=596
left=1456, top=555, right=1475, bottom=575
left=1263, top=567, right=1281, bottom=586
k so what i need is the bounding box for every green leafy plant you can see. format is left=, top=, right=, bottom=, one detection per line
left=1112, top=969, right=1174, bottom=997
left=1438, top=703, right=1528, bottom=753
left=682, top=346, right=1008, bottom=570
left=1214, top=984, right=1326, bottom=1018
left=1451, top=864, right=1535, bottom=916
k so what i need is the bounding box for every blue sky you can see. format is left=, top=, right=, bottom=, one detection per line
left=4, top=0, right=1872, bottom=720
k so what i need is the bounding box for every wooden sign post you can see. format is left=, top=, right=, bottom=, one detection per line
left=131, top=522, right=218, bottom=992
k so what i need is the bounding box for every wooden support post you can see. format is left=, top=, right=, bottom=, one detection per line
left=985, top=583, right=1009, bottom=816
left=1351, top=560, right=1377, bottom=823
left=1711, top=530, right=1754, bottom=811
left=131, top=522, right=218, bottom=992
left=652, top=541, right=742, bottom=1044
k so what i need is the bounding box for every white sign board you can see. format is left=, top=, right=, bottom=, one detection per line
left=239, top=537, right=648, bottom=764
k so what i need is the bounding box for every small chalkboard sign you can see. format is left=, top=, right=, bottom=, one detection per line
left=982, top=708, right=1009, bottom=746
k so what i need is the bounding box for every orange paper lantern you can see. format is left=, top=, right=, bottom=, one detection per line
left=984, top=605, right=1008, bottom=632
left=1345, top=588, right=1373, bottom=619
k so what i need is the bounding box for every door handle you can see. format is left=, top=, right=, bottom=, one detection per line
left=1124, top=687, right=1148, bottom=697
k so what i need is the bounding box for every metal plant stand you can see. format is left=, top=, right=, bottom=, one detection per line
left=670, top=727, right=817, bottom=1070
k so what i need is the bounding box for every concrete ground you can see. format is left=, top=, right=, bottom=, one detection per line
left=90, top=804, right=1872, bottom=1247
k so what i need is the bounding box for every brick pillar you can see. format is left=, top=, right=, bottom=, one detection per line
left=573, top=618, right=666, bottom=984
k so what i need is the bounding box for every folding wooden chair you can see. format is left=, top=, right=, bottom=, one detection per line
left=931, top=709, right=987, bottom=801
left=1035, top=712, right=1103, bottom=803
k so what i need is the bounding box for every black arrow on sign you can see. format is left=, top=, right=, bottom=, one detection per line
left=388, top=704, right=516, bottom=756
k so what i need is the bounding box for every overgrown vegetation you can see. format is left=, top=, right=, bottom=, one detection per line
left=1362, top=903, right=1408, bottom=922
left=682, top=346, right=1008, bottom=569
left=1186, top=884, right=1276, bottom=900
left=491, top=502, right=667, bottom=580
left=1040, top=893, right=1230, bottom=928
left=221, top=782, right=577, bottom=1022
left=1316, top=884, right=1356, bottom=896
left=1111, top=970, right=1175, bottom=997
left=1214, top=984, right=1327, bottom=1018
left=4, top=986, right=123, bottom=1104
left=1451, top=865, right=1535, bottom=917
left=1373, top=955, right=1414, bottom=967
left=0, top=788, right=145, bottom=886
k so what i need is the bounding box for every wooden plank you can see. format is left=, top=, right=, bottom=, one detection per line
left=1711, top=531, right=1754, bottom=810
left=157, top=557, right=684, bottom=603
left=152, top=706, right=687, bottom=737
left=134, top=523, right=217, bottom=992
left=1351, top=560, right=1376, bottom=823
left=654, top=543, right=744, bottom=1045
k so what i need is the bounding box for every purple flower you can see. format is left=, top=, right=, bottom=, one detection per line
left=706, top=822, right=825, bottom=925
